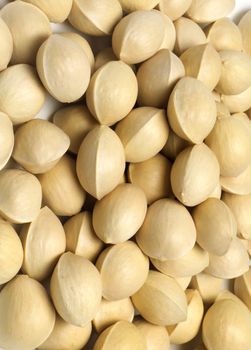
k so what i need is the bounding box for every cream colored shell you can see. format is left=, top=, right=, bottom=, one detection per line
left=175, top=276, right=192, bottom=290
left=136, top=198, right=196, bottom=261
left=209, top=181, right=222, bottom=199
left=0, top=112, right=14, bottom=170
left=162, top=128, right=190, bottom=160
left=118, top=0, right=160, bottom=12
left=156, top=12, right=176, bottom=52
left=50, top=252, right=102, bottom=326
left=191, top=272, right=224, bottom=304
left=239, top=11, right=251, bottom=56
left=0, top=17, right=13, bottom=71
left=94, top=47, right=117, bottom=72
left=0, top=219, right=23, bottom=285
left=221, top=85, right=251, bottom=113
left=76, top=125, right=125, bottom=200
left=0, top=64, right=46, bottom=125
left=0, top=275, right=55, bottom=350
left=234, top=269, right=251, bottom=311
left=221, top=163, right=251, bottom=195
left=158, top=0, right=192, bottom=21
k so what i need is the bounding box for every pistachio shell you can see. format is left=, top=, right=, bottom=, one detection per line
left=38, top=316, right=92, bottom=350
left=0, top=17, right=13, bottom=71
left=112, top=10, right=166, bottom=64
left=38, top=155, right=86, bottom=216
left=191, top=272, right=223, bottom=304
left=134, top=318, right=170, bottom=350
left=193, top=198, right=237, bottom=256
left=136, top=198, right=196, bottom=261
left=0, top=112, right=14, bottom=170
left=50, top=252, right=102, bottom=326
left=137, top=49, right=185, bottom=108
left=158, top=0, right=192, bottom=21
left=215, top=289, right=245, bottom=305
left=171, top=144, right=220, bottom=206
left=175, top=276, right=192, bottom=290
left=0, top=169, right=42, bottom=224
left=205, top=238, right=249, bottom=279
left=36, top=34, right=90, bottom=103
left=0, top=219, right=23, bottom=285
left=221, top=85, right=251, bottom=113
left=239, top=11, right=251, bottom=56
left=162, top=128, right=190, bottom=160
left=94, top=47, right=117, bottom=72
left=208, top=181, right=222, bottom=199
left=156, top=12, right=176, bottom=51
left=234, top=269, right=251, bottom=312
left=118, top=0, right=160, bottom=12
left=0, top=64, right=46, bottom=125
left=167, top=289, right=204, bottom=344
left=76, top=126, right=125, bottom=200
left=86, top=61, right=138, bottom=125
left=221, top=163, right=251, bottom=195
left=0, top=275, right=55, bottom=350
left=93, top=321, right=146, bottom=350
left=20, top=206, right=66, bottom=281
left=115, top=107, right=169, bottom=163
left=168, top=77, right=217, bottom=144
left=151, top=245, right=209, bottom=278
left=64, top=211, right=104, bottom=262
left=131, top=270, right=187, bottom=326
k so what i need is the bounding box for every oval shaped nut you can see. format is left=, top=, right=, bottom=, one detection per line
left=171, top=144, right=220, bottom=207
left=193, top=198, right=237, bottom=256
left=96, top=241, right=149, bottom=301
left=158, top=0, right=192, bottom=21
left=221, top=85, right=251, bottom=113
left=137, top=49, right=185, bottom=108
left=93, top=321, right=146, bottom=350
left=168, top=77, right=217, bottom=144
left=180, top=44, right=221, bottom=91
left=76, top=126, right=125, bottom=200
left=23, top=0, right=73, bottom=23
left=38, top=155, right=86, bottom=216
left=156, top=12, right=176, bottom=51
left=186, top=0, right=235, bottom=24
left=132, top=270, right=187, bottom=326
left=50, top=252, right=102, bottom=326
left=205, top=238, right=249, bottom=279
left=221, top=164, right=251, bottom=195
left=93, top=184, right=147, bottom=244
left=0, top=275, right=55, bottom=350
left=162, top=128, right=190, bottom=160
left=239, top=11, right=251, bottom=56
left=234, top=269, right=251, bottom=311
left=205, top=18, right=243, bottom=52
left=174, top=17, right=207, bottom=55
left=190, top=272, right=224, bottom=304
left=118, top=0, right=160, bottom=12
left=0, top=112, right=14, bottom=170
left=94, top=47, right=117, bottom=72
left=0, top=17, right=13, bottom=71
left=86, top=61, right=138, bottom=125
left=36, top=34, right=90, bottom=103
left=134, top=318, right=170, bottom=350
left=0, top=220, right=23, bottom=285
left=112, top=10, right=166, bottom=64
left=1, top=1, right=51, bottom=65
left=68, top=0, right=122, bottom=36
left=20, top=206, right=66, bottom=281
left=93, top=298, right=134, bottom=333
left=0, top=169, right=42, bottom=224
left=38, top=316, right=92, bottom=350
left=0, top=64, right=45, bottom=125
left=115, top=107, right=169, bottom=163
left=167, top=289, right=204, bottom=345
left=151, top=245, right=209, bottom=278
left=64, top=211, right=104, bottom=262
left=136, top=198, right=196, bottom=261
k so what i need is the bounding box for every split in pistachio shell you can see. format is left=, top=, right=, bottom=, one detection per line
left=132, top=270, right=187, bottom=326
left=202, top=298, right=251, bottom=350
left=94, top=47, right=117, bottom=72
left=93, top=298, right=134, bottom=333
left=239, top=10, right=251, bottom=56
left=36, top=34, right=91, bottom=103
left=50, top=252, right=102, bottom=326
left=0, top=112, right=14, bottom=171
left=0, top=275, right=55, bottom=350
left=38, top=316, right=92, bottom=350
left=151, top=244, right=209, bottom=278
left=162, top=128, right=190, bottom=160
left=167, top=289, right=204, bottom=345
left=118, top=0, right=160, bottom=12
left=137, top=49, right=185, bottom=108
left=171, top=143, right=220, bottom=207
left=53, top=104, right=97, bottom=154
left=0, top=64, right=45, bottom=125
left=180, top=44, right=221, bottom=91
left=93, top=321, right=146, bottom=350
left=208, top=181, right=222, bottom=199
left=191, top=272, right=224, bottom=304
left=234, top=269, right=251, bottom=312
left=174, top=17, right=207, bottom=55
left=221, top=163, right=251, bottom=195
left=157, top=12, right=176, bottom=52
left=115, top=107, right=169, bottom=163
left=175, top=276, right=192, bottom=290
left=205, top=238, right=249, bottom=279
left=193, top=198, right=237, bottom=256
left=112, top=10, right=167, bottom=64
left=205, top=18, right=243, bottom=52
left=221, top=84, right=251, bottom=113
left=158, top=0, right=192, bottom=21
left=0, top=219, right=23, bottom=285
left=136, top=198, right=196, bottom=261
left=38, top=155, right=86, bottom=216
left=0, top=17, right=13, bottom=71
left=1, top=1, right=51, bottom=65
left=64, top=211, right=104, bottom=262
left=20, top=206, right=66, bottom=281
left=86, top=60, right=138, bottom=126
left=134, top=317, right=170, bottom=350
left=0, top=169, right=42, bottom=224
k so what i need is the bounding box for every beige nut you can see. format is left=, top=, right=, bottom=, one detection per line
left=239, top=10, right=251, bottom=56
left=221, top=85, right=251, bottom=113
left=94, top=47, right=117, bottom=72
left=118, top=0, right=160, bottom=12
left=162, top=128, right=190, bottom=160
left=158, top=0, right=192, bottom=21
left=221, top=163, right=251, bottom=195
left=0, top=17, right=13, bottom=71
left=190, top=272, right=224, bottom=304
left=0, top=112, right=14, bottom=170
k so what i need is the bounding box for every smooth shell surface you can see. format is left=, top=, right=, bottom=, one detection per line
left=221, top=163, right=251, bottom=195
left=191, top=272, right=223, bottom=304
left=221, top=85, right=251, bottom=113
left=158, top=0, right=192, bottom=20
left=119, top=0, right=160, bottom=12
left=0, top=17, right=13, bottom=71
left=23, top=0, right=73, bottom=22
left=0, top=112, right=14, bottom=170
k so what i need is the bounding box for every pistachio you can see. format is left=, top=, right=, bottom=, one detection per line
left=221, top=85, right=251, bottom=113
left=158, top=0, right=192, bottom=21
left=175, top=276, right=192, bottom=290
left=156, top=12, right=176, bottom=51
left=191, top=272, right=224, bottom=304
left=162, top=128, right=190, bottom=160
left=0, top=112, right=14, bottom=170
left=221, top=163, right=251, bottom=195
left=0, top=17, right=13, bottom=71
